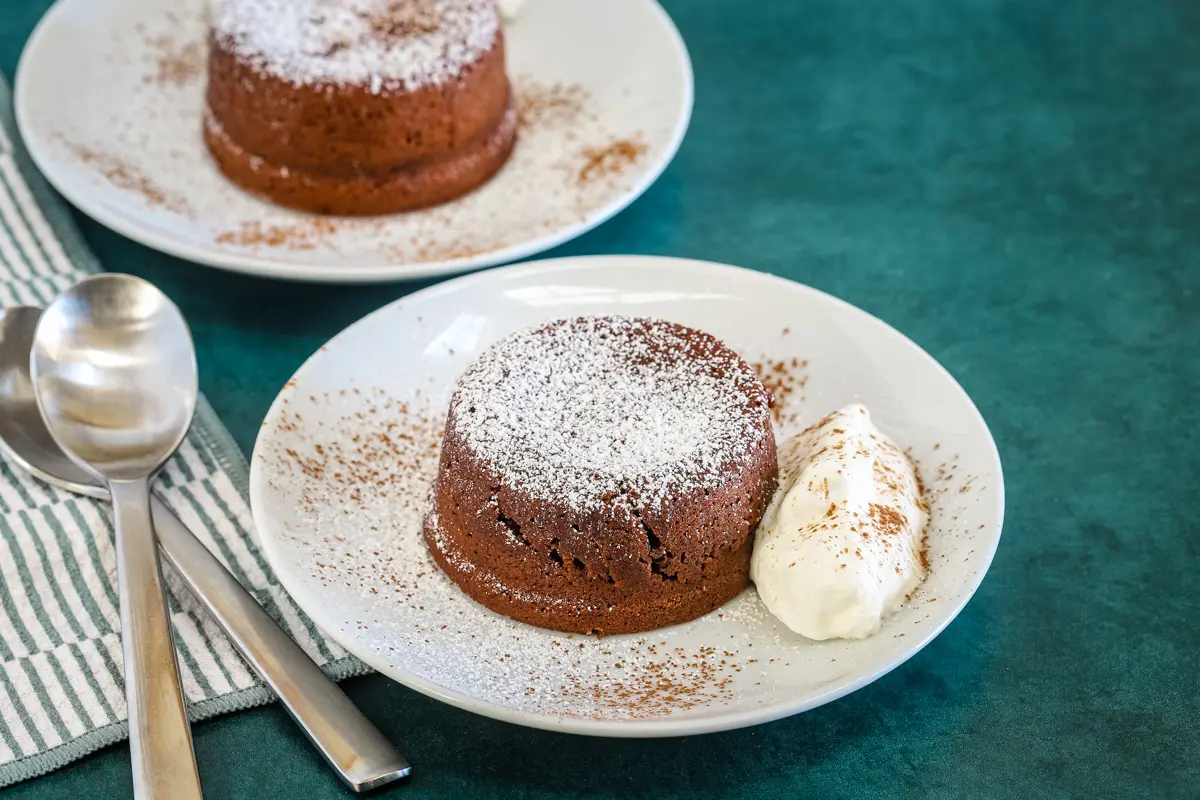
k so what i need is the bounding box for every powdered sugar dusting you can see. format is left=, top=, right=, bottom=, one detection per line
left=210, top=0, right=500, bottom=91
left=450, top=316, right=771, bottom=512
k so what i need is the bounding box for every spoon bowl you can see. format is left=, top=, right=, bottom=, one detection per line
left=31, top=276, right=197, bottom=479
left=0, top=306, right=101, bottom=495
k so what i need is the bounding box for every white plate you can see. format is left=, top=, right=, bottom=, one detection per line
left=14, top=0, right=692, bottom=283
left=249, top=256, right=1004, bottom=736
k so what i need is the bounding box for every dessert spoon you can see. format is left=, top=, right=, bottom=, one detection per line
left=30, top=273, right=204, bottom=799
left=0, top=302, right=410, bottom=792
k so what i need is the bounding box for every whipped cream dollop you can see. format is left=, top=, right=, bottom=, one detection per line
left=750, top=405, right=928, bottom=640
left=497, top=0, right=526, bottom=22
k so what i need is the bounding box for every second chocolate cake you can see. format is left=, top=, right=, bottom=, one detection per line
left=425, top=316, right=779, bottom=635
left=204, top=0, right=517, bottom=215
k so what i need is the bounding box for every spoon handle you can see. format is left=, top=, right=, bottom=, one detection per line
left=110, top=479, right=204, bottom=800
left=148, top=495, right=411, bottom=792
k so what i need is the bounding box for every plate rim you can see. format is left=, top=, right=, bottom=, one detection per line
left=13, top=0, right=695, bottom=284
left=248, top=254, right=1007, bottom=737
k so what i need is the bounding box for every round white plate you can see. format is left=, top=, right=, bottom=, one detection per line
left=249, top=256, right=1004, bottom=736
left=14, top=0, right=692, bottom=283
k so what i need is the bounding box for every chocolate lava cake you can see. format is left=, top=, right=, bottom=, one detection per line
left=204, top=0, right=517, bottom=215
left=424, top=316, right=779, bottom=635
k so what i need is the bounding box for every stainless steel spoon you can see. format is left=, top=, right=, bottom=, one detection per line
left=0, top=304, right=410, bottom=792
left=31, top=274, right=203, bottom=800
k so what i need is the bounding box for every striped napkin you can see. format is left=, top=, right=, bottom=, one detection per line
left=0, top=81, right=366, bottom=787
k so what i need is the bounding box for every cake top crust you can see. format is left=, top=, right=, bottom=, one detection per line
left=447, top=316, right=773, bottom=513
left=210, top=0, right=501, bottom=91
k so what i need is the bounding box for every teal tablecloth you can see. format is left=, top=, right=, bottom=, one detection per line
left=2, top=0, right=1197, bottom=797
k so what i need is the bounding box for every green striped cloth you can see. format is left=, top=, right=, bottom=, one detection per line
left=0, top=81, right=366, bottom=787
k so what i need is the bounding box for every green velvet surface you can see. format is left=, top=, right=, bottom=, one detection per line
left=3, top=0, right=1198, bottom=796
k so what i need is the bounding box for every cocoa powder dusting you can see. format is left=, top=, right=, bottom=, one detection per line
left=216, top=219, right=343, bottom=250
left=556, top=643, right=740, bottom=718
left=67, top=143, right=191, bottom=215
left=517, top=79, right=590, bottom=128
left=392, top=237, right=505, bottom=264
left=576, top=137, right=647, bottom=186
left=275, top=389, right=444, bottom=516
left=146, top=40, right=205, bottom=87
left=907, top=444, right=992, bottom=579
left=214, top=215, right=509, bottom=262
left=868, top=502, right=908, bottom=537
left=751, top=357, right=808, bottom=426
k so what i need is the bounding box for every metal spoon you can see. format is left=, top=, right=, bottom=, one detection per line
left=31, top=274, right=203, bottom=800
left=0, top=304, right=410, bottom=792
